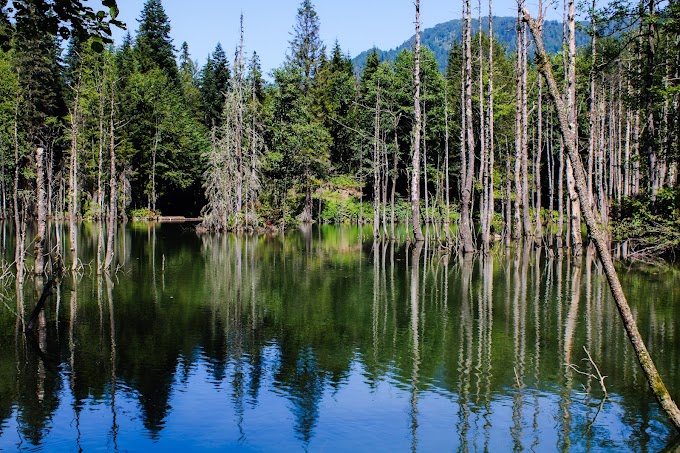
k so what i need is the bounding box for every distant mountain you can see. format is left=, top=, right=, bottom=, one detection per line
left=352, top=16, right=589, bottom=74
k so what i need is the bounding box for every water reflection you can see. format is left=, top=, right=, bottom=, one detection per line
left=0, top=224, right=678, bottom=451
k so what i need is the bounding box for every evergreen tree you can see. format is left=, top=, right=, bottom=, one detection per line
left=312, top=42, right=359, bottom=173
left=200, top=43, right=231, bottom=128
left=288, top=0, right=323, bottom=85
left=135, top=0, right=178, bottom=84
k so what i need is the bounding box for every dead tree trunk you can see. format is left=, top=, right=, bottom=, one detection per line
left=373, top=83, right=381, bottom=240
left=566, top=0, right=583, bottom=255
left=34, top=147, right=47, bottom=275
left=411, top=0, right=425, bottom=242
left=69, top=73, right=82, bottom=272
left=460, top=0, right=475, bottom=253
left=105, top=83, right=117, bottom=272
left=524, top=8, right=680, bottom=432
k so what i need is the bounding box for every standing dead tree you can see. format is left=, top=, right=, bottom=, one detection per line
left=411, top=0, right=425, bottom=242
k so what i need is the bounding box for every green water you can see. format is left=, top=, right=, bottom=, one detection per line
left=0, top=223, right=678, bottom=451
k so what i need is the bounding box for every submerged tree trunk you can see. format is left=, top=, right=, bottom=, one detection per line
left=523, top=8, right=680, bottom=432
left=411, top=0, right=425, bottom=242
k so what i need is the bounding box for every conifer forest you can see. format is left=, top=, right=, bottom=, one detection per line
left=1, top=0, right=679, bottom=254
left=1, top=0, right=680, bottom=449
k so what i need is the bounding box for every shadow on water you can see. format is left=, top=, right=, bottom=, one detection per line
left=0, top=223, right=678, bottom=451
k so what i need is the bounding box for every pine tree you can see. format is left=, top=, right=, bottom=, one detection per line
left=135, top=0, right=178, bottom=84
left=200, top=43, right=231, bottom=128
left=288, top=0, right=323, bottom=85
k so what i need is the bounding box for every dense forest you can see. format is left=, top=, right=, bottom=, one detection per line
left=1, top=0, right=679, bottom=264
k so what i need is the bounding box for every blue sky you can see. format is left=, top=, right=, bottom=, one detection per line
left=112, top=0, right=561, bottom=75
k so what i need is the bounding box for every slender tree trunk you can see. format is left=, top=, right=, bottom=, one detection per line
left=514, top=6, right=524, bottom=240
left=524, top=9, right=680, bottom=432
left=535, top=76, right=544, bottom=240
left=444, top=92, right=452, bottom=249
left=105, top=83, right=117, bottom=272
left=486, top=0, right=495, bottom=249
left=520, top=17, right=532, bottom=237
left=98, top=81, right=105, bottom=220
left=34, top=147, right=47, bottom=275
left=391, top=120, right=399, bottom=240
left=566, top=0, right=582, bottom=255
left=461, top=0, right=475, bottom=253
left=13, top=79, right=24, bottom=283
left=69, top=74, right=82, bottom=272
left=373, top=84, right=381, bottom=239
left=151, top=116, right=159, bottom=215
left=479, top=0, right=488, bottom=251
left=411, top=0, right=425, bottom=242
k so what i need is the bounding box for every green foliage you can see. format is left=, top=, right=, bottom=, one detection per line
left=129, top=207, right=158, bottom=219
left=612, top=189, right=680, bottom=260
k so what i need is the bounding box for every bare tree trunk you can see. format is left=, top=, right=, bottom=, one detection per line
left=411, top=0, right=425, bottom=242
left=69, top=73, right=82, bottom=272
left=34, top=147, right=47, bottom=275
left=444, top=92, right=452, bottom=249
left=0, top=133, right=4, bottom=221
left=524, top=9, right=680, bottom=432
left=13, top=79, right=25, bottom=283
left=535, top=76, right=544, bottom=241
left=373, top=84, right=381, bottom=239
left=150, top=116, right=159, bottom=215
left=520, top=17, right=532, bottom=237
left=461, top=0, right=476, bottom=253
left=514, top=6, right=524, bottom=240
left=105, top=83, right=117, bottom=272
left=423, top=95, right=430, bottom=233
left=483, top=0, right=495, bottom=252
left=566, top=0, right=582, bottom=255
left=391, top=120, right=399, bottom=240
left=479, top=0, right=488, bottom=252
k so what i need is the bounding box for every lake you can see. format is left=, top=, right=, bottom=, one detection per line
left=0, top=223, right=678, bottom=451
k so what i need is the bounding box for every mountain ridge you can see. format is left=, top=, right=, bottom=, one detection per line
left=352, top=16, right=589, bottom=73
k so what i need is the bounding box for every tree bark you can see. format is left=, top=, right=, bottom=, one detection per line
left=523, top=8, right=680, bottom=432
left=460, top=0, right=475, bottom=253
left=105, top=82, right=117, bottom=272
left=411, top=0, right=425, bottom=242
left=34, top=147, right=47, bottom=275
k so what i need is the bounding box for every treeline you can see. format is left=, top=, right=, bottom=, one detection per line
left=1, top=0, right=679, bottom=257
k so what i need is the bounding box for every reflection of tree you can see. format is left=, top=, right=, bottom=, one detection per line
left=15, top=279, right=61, bottom=446
left=274, top=346, right=325, bottom=445
left=409, top=242, right=422, bottom=453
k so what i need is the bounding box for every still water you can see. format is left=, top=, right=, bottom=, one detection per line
left=0, top=223, right=678, bottom=451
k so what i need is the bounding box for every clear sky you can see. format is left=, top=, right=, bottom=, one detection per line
left=111, top=0, right=560, bottom=75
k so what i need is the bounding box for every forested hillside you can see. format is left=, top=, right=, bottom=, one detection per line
left=352, top=16, right=590, bottom=73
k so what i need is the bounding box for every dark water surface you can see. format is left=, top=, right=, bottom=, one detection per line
left=0, top=223, right=679, bottom=451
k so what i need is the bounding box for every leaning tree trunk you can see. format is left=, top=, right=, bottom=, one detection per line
left=523, top=8, right=680, bottom=432
left=411, top=0, right=425, bottom=242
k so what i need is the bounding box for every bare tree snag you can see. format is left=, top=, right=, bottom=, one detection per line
left=34, top=147, right=47, bottom=275
left=523, top=8, right=680, bottom=432
left=411, top=0, right=425, bottom=242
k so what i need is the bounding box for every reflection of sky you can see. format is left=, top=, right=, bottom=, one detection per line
left=0, top=352, right=671, bottom=451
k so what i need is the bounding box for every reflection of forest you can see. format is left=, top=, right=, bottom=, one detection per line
left=0, top=225, right=678, bottom=450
